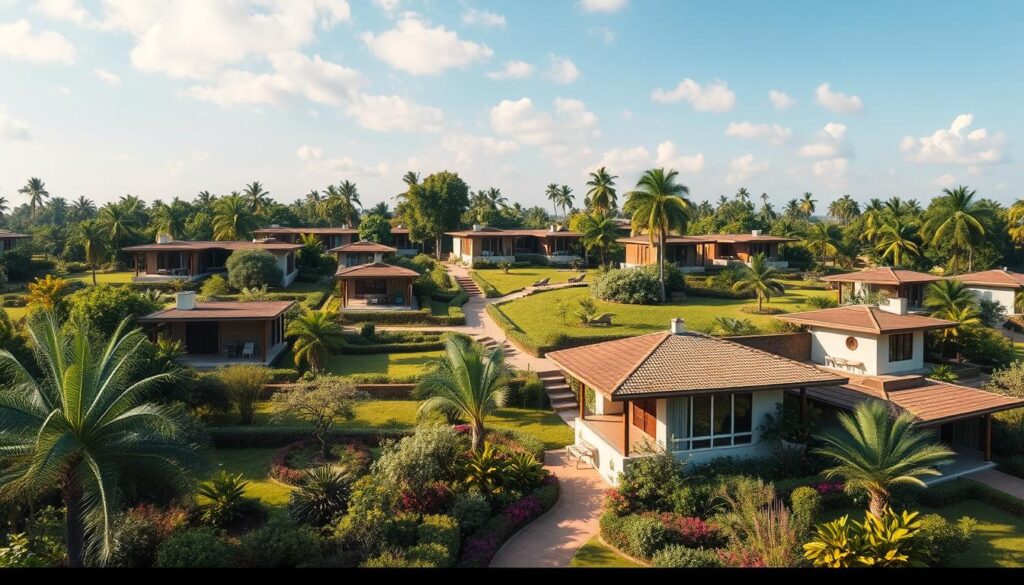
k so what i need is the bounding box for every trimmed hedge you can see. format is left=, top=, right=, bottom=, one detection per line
left=469, top=270, right=503, bottom=298
left=914, top=478, right=1024, bottom=518
left=338, top=303, right=466, bottom=326
left=208, top=426, right=410, bottom=448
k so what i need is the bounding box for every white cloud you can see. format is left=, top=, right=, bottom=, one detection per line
left=462, top=8, right=505, bottom=28
left=441, top=133, right=520, bottom=164
left=55, top=86, right=71, bottom=95
left=101, top=0, right=351, bottom=79
left=486, top=60, right=533, bottom=80
left=589, top=26, right=616, bottom=43
left=579, top=0, right=629, bottom=13
left=490, top=97, right=599, bottom=159
left=815, top=83, right=863, bottom=114
left=768, top=89, right=795, bottom=110
left=622, top=109, right=634, bottom=120
left=655, top=141, right=705, bottom=173
left=811, top=157, right=848, bottom=179
left=33, top=0, right=95, bottom=26
left=297, top=144, right=387, bottom=176
left=0, top=19, right=76, bottom=64
left=0, top=106, right=31, bottom=141
left=345, top=94, right=444, bottom=133
left=544, top=54, right=580, bottom=84
left=361, top=16, right=492, bottom=75
left=163, top=160, right=186, bottom=177
left=372, top=0, right=402, bottom=15
left=93, top=67, right=121, bottom=86
left=799, top=122, right=850, bottom=158
left=933, top=173, right=957, bottom=187
left=591, top=146, right=650, bottom=174
left=726, top=154, right=769, bottom=183
left=651, top=78, right=735, bottom=112
left=900, top=114, right=1006, bottom=166
left=184, top=70, right=292, bottom=107
left=724, top=122, right=792, bottom=145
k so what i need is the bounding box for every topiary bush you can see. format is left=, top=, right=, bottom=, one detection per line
left=620, top=514, right=670, bottom=559
left=652, top=545, right=722, bottom=568
left=592, top=267, right=660, bottom=304
left=226, top=248, right=283, bottom=290
left=154, top=528, right=235, bottom=568
left=789, top=486, right=822, bottom=539
left=236, top=516, right=329, bottom=568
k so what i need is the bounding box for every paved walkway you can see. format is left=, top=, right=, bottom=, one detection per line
left=490, top=449, right=606, bottom=568
left=971, top=468, right=1024, bottom=499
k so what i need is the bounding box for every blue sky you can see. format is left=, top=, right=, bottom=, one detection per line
left=1, top=0, right=1021, bottom=211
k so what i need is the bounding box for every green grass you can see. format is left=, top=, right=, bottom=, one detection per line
left=63, top=271, right=134, bottom=286
left=324, top=350, right=442, bottom=377
left=569, top=536, right=643, bottom=567
left=282, top=280, right=333, bottom=293
left=473, top=267, right=593, bottom=296
left=1015, top=341, right=1024, bottom=360
left=495, top=284, right=836, bottom=344
left=2, top=306, right=28, bottom=321
left=209, top=399, right=574, bottom=450
left=208, top=448, right=293, bottom=509
left=824, top=500, right=1024, bottom=567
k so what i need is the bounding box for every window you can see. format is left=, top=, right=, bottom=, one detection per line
left=845, top=336, right=858, bottom=350
left=889, top=333, right=913, bottom=362
left=632, top=399, right=657, bottom=437
left=354, top=279, right=387, bottom=297
left=667, top=392, right=754, bottom=452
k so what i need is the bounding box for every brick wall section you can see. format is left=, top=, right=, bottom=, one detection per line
left=724, top=332, right=812, bottom=362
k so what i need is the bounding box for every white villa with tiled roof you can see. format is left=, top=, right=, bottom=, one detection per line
left=821, top=267, right=941, bottom=309
left=952, top=269, right=1024, bottom=315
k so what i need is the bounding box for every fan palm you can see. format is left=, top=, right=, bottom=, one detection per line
left=18, top=177, right=49, bottom=218
left=874, top=216, right=920, bottom=267
left=814, top=401, right=953, bottom=518
left=287, top=310, right=345, bottom=374
left=624, top=168, right=691, bottom=301
left=0, top=312, right=204, bottom=566
left=243, top=180, right=270, bottom=213
left=732, top=253, right=786, bottom=312
left=72, top=219, right=108, bottom=285
left=417, top=337, right=510, bottom=452
left=805, top=222, right=841, bottom=265
left=799, top=192, right=817, bottom=218
left=586, top=167, right=618, bottom=214
left=578, top=212, right=618, bottom=266
left=545, top=183, right=561, bottom=219
left=97, top=202, right=138, bottom=253
left=212, top=193, right=258, bottom=240
left=922, top=185, right=986, bottom=272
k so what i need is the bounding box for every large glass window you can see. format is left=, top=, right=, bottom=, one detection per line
left=888, top=333, right=913, bottom=362
left=666, top=392, right=754, bottom=452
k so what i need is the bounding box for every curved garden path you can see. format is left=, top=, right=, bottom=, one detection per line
left=489, top=449, right=606, bottom=568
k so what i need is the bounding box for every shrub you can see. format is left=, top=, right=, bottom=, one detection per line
left=217, top=364, right=272, bottom=425
left=962, top=325, right=1016, bottom=368
left=789, top=486, right=822, bottom=539
left=615, top=447, right=686, bottom=513
left=620, top=514, right=670, bottom=559
left=288, top=466, right=355, bottom=527
left=914, top=479, right=977, bottom=508
left=399, top=481, right=452, bottom=514
left=372, top=425, right=469, bottom=489
left=652, top=545, right=722, bottom=568
left=226, top=248, right=283, bottom=289
left=407, top=542, right=451, bottom=567
left=457, top=479, right=560, bottom=567
left=647, top=513, right=725, bottom=548
left=196, top=471, right=263, bottom=528
left=381, top=511, right=420, bottom=549
left=640, top=263, right=685, bottom=293
left=65, top=284, right=161, bottom=336
left=505, top=371, right=545, bottom=408
left=505, top=451, right=547, bottom=492
left=1, top=248, right=34, bottom=281
left=994, top=409, right=1024, bottom=456
left=155, top=529, right=234, bottom=568
left=418, top=514, right=461, bottom=563
left=361, top=551, right=432, bottom=568
left=207, top=426, right=408, bottom=449
left=236, top=516, right=328, bottom=568
left=333, top=475, right=398, bottom=553
left=592, top=267, right=660, bottom=304
left=470, top=270, right=502, bottom=297
left=450, top=492, right=492, bottom=534
left=110, top=505, right=189, bottom=568
left=916, top=513, right=976, bottom=567
left=359, top=322, right=375, bottom=338
left=199, top=273, right=231, bottom=298
left=803, top=295, right=839, bottom=309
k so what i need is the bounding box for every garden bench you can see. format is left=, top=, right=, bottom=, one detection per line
left=566, top=441, right=596, bottom=469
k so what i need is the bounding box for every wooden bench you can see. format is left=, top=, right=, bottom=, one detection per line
left=566, top=441, right=596, bottom=469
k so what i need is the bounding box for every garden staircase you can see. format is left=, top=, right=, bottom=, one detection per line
left=537, top=370, right=577, bottom=414
left=453, top=274, right=482, bottom=297
left=475, top=335, right=515, bottom=358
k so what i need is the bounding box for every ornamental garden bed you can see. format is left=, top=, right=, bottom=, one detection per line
left=269, top=439, right=372, bottom=485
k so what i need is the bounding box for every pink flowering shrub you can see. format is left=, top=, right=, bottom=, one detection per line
left=717, top=547, right=766, bottom=568
left=814, top=481, right=844, bottom=496
left=502, top=495, right=544, bottom=527
left=604, top=488, right=630, bottom=515
left=646, top=513, right=725, bottom=548
left=399, top=481, right=452, bottom=514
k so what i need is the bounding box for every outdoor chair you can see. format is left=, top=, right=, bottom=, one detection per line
left=567, top=274, right=585, bottom=283
left=241, top=342, right=255, bottom=360
left=532, top=277, right=550, bottom=287
left=589, top=313, right=613, bottom=326
left=566, top=441, right=596, bottom=469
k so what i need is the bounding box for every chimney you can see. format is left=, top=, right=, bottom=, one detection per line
left=271, top=224, right=280, bottom=228
left=879, top=297, right=908, bottom=316
left=156, top=233, right=173, bottom=244
left=550, top=224, right=557, bottom=232
left=472, top=224, right=482, bottom=232
left=176, top=291, right=196, bottom=311
left=670, top=318, right=686, bottom=335
left=751, top=229, right=761, bottom=237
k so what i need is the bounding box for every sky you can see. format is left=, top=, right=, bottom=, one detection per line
left=1, top=0, right=1023, bottom=212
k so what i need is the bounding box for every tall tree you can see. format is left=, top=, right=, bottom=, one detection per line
left=805, top=222, right=841, bottom=265
left=577, top=212, right=619, bottom=266
left=195, top=190, right=216, bottom=210
left=545, top=183, right=560, bottom=219
left=875, top=216, right=920, bottom=267
left=1007, top=198, right=1024, bottom=245
left=0, top=313, right=204, bottom=566
left=0, top=194, right=8, bottom=218
left=70, top=195, right=96, bottom=221
left=406, top=171, right=470, bottom=259
left=212, top=192, right=258, bottom=240
left=922, top=185, right=986, bottom=272
left=731, top=252, right=786, bottom=312
left=97, top=202, right=138, bottom=253
left=924, top=279, right=981, bottom=361
left=860, top=198, right=887, bottom=244
left=150, top=200, right=188, bottom=240
left=72, top=219, right=108, bottom=285
left=624, top=168, right=692, bottom=301
left=243, top=181, right=270, bottom=213
left=556, top=185, right=575, bottom=220
left=586, top=167, right=618, bottom=214
left=287, top=310, right=345, bottom=374
left=799, top=192, right=817, bottom=218
left=369, top=201, right=391, bottom=219
left=18, top=177, right=49, bottom=218
left=337, top=180, right=361, bottom=227
left=784, top=198, right=802, bottom=220
left=735, top=187, right=751, bottom=203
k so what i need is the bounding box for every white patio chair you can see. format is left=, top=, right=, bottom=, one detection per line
left=241, top=342, right=255, bottom=360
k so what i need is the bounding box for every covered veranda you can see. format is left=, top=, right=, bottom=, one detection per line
left=335, top=262, right=419, bottom=311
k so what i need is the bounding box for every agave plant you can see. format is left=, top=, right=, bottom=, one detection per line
left=288, top=466, right=354, bottom=527
left=196, top=472, right=251, bottom=528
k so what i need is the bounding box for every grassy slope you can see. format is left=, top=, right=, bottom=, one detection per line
left=324, top=351, right=442, bottom=377
left=208, top=448, right=293, bottom=510
left=569, top=536, right=643, bottom=568
left=495, top=282, right=835, bottom=342
left=473, top=267, right=593, bottom=296
left=63, top=271, right=134, bottom=286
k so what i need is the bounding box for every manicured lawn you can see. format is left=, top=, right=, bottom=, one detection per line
left=63, top=271, right=134, bottom=286
left=824, top=500, right=1024, bottom=567
left=494, top=284, right=836, bottom=344
left=325, top=350, right=442, bottom=377
left=283, top=280, right=333, bottom=294
left=473, top=267, right=593, bottom=296
left=569, top=536, right=643, bottom=567
left=208, top=448, right=293, bottom=510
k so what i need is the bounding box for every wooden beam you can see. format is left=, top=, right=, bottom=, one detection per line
left=623, top=400, right=631, bottom=457
left=984, top=414, right=992, bottom=462
left=578, top=381, right=585, bottom=421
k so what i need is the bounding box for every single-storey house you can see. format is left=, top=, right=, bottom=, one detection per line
left=123, top=236, right=301, bottom=287
left=950, top=269, right=1024, bottom=316
left=329, top=240, right=397, bottom=267
left=137, top=292, right=293, bottom=369
left=618, top=230, right=796, bottom=272
left=447, top=225, right=583, bottom=265
left=253, top=225, right=423, bottom=256
left=821, top=267, right=941, bottom=309
left=335, top=262, right=419, bottom=311
left=0, top=228, right=30, bottom=254
left=547, top=319, right=848, bottom=484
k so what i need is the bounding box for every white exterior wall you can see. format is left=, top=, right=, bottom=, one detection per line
left=809, top=327, right=879, bottom=375
left=273, top=252, right=298, bottom=287
left=576, top=418, right=630, bottom=485
left=966, top=285, right=1017, bottom=315
left=875, top=330, right=925, bottom=375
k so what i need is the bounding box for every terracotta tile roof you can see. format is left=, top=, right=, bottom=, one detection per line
left=616, top=233, right=795, bottom=246
left=804, top=377, right=1024, bottom=424
left=335, top=262, right=419, bottom=278
left=253, top=227, right=358, bottom=235
left=445, top=227, right=582, bottom=238
left=777, top=305, right=954, bottom=334
left=0, top=229, right=30, bottom=238
left=821, top=267, right=941, bottom=285
left=950, top=269, right=1024, bottom=288
left=137, top=301, right=294, bottom=322
left=712, top=233, right=798, bottom=243
left=617, top=235, right=717, bottom=245
left=547, top=331, right=847, bottom=399
left=122, top=240, right=301, bottom=252
left=328, top=240, right=398, bottom=254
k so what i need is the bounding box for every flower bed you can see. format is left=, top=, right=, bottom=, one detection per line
left=269, top=440, right=371, bottom=485
left=457, top=476, right=560, bottom=567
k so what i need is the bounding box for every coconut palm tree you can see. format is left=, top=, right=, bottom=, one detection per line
left=799, top=192, right=817, bottom=218
left=805, top=222, right=841, bottom=265
left=784, top=198, right=802, bottom=219
left=922, top=185, right=986, bottom=272
left=0, top=312, right=204, bottom=566
left=829, top=194, right=860, bottom=225
left=814, top=400, right=954, bottom=518
left=212, top=192, right=258, bottom=240
left=287, top=310, right=345, bottom=374
left=337, top=180, right=361, bottom=227
left=485, top=187, right=507, bottom=210
left=556, top=185, right=575, bottom=219
left=1007, top=198, right=1024, bottom=245
left=117, top=195, right=148, bottom=226
left=545, top=183, right=561, bottom=219
left=734, top=187, right=751, bottom=204
left=732, top=253, right=786, bottom=313
left=875, top=216, right=920, bottom=267
left=69, top=195, right=96, bottom=221
left=195, top=190, right=216, bottom=210
left=578, top=212, right=618, bottom=267
left=860, top=198, right=887, bottom=244
left=924, top=279, right=981, bottom=361
left=72, top=219, right=107, bottom=285
left=369, top=201, right=391, bottom=219
left=97, top=202, right=138, bottom=254
left=417, top=336, right=510, bottom=452
left=586, top=167, right=618, bottom=214
left=18, top=177, right=49, bottom=218
left=0, top=194, right=8, bottom=218
left=243, top=180, right=270, bottom=213
left=150, top=200, right=188, bottom=240
left=624, top=168, right=691, bottom=301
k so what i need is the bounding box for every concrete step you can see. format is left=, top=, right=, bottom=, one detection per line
left=544, top=383, right=571, bottom=393
left=547, top=391, right=576, bottom=401
left=551, top=400, right=578, bottom=412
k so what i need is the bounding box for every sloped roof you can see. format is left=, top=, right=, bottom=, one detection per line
left=253, top=227, right=358, bottom=235
left=616, top=233, right=796, bottom=246
left=328, top=240, right=398, bottom=254
left=777, top=305, right=954, bottom=335
left=617, top=235, right=717, bottom=245
left=547, top=331, right=847, bottom=400
left=0, top=229, right=30, bottom=239
left=137, top=301, right=294, bottom=322
left=335, top=262, right=419, bottom=278
left=821, top=267, right=941, bottom=285
left=951, top=269, right=1024, bottom=289
left=122, top=240, right=301, bottom=252
left=445, top=227, right=582, bottom=238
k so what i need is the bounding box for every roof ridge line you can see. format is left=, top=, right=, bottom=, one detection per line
left=610, top=332, right=671, bottom=394
left=864, top=305, right=882, bottom=333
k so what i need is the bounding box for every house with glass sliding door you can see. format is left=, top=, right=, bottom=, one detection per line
left=618, top=230, right=796, bottom=272
left=446, top=225, right=583, bottom=265
left=253, top=225, right=426, bottom=256
left=820, top=267, right=941, bottom=309
left=0, top=229, right=30, bottom=254
left=547, top=319, right=848, bottom=485
left=123, top=236, right=301, bottom=287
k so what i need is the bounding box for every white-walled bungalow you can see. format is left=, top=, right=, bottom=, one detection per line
left=618, top=231, right=796, bottom=272
left=821, top=267, right=941, bottom=309
left=335, top=262, right=419, bottom=311
left=547, top=320, right=848, bottom=485
left=447, top=225, right=583, bottom=265
left=123, top=237, right=300, bottom=287
left=329, top=240, right=397, bottom=267
left=0, top=228, right=30, bottom=254
left=253, top=225, right=424, bottom=256
left=951, top=269, right=1024, bottom=316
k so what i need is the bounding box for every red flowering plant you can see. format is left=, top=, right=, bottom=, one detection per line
left=502, top=495, right=544, bottom=527
left=814, top=481, right=844, bottom=496
left=646, top=513, right=726, bottom=548
left=398, top=481, right=453, bottom=514
left=603, top=488, right=630, bottom=515
left=717, top=547, right=766, bottom=568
